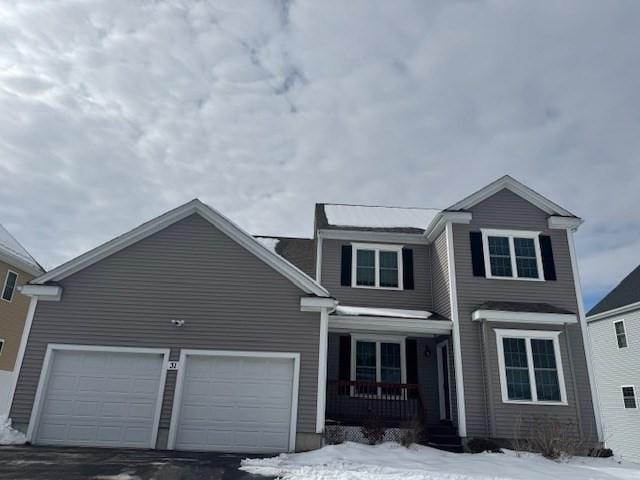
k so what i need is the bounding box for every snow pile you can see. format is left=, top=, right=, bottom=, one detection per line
left=334, top=306, right=432, bottom=319
left=255, top=236, right=280, bottom=254
left=324, top=205, right=440, bottom=230
left=241, top=442, right=640, bottom=480
left=0, top=415, right=26, bottom=445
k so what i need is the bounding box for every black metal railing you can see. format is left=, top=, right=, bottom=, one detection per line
left=325, top=380, right=423, bottom=425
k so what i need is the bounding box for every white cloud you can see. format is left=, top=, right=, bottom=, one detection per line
left=0, top=0, right=639, bottom=304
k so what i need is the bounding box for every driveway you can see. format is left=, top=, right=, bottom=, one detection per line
left=0, top=445, right=273, bottom=480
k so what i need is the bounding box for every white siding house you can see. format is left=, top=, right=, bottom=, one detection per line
left=588, top=264, right=640, bottom=462
left=589, top=311, right=640, bottom=461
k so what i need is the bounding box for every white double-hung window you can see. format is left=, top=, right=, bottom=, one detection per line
left=351, top=334, right=406, bottom=398
left=351, top=243, right=403, bottom=290
left=481, top=229, right=544, bottom=280
left=495, top=329, right=567, bottom=405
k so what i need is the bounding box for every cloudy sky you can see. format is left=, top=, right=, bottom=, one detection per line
left=1, top=1, right=639, bottom=308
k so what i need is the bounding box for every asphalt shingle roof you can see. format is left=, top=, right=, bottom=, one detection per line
left=475, top=301, right=575, bottom=315
left=254, top=236, right=316, bottom=278
left=587, top=264, right=640, bottom=317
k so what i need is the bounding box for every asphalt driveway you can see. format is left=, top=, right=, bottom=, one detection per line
left=0, top=445, right=273, bottom=480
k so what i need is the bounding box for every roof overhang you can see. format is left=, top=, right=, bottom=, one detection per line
left=19, top=284, right=62, bottom=301
left=329, top=315, right=453, bottom=335
left=548, top=216, right=584, bottom=231
left=32, top=200, right=330, bottom=298
left=0, top=250, right=44, bottom=277
left=472, top=309, right=578, bottom=325
left=300, top=296, right=338, bottom=312
left=424, top=211, right=473, bottom=243
left=587, top=300, right=640, bottom=323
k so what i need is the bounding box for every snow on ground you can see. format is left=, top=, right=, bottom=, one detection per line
left=241, top=442, right=640, bottom=480
left=324, top=205, right=440, bottom=230
left=0, top=415, right=26, bottom=445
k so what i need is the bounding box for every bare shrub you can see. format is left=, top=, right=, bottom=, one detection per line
left=532, top=417, right=583, bottom=460
left=361, top=415, right=386, bottom=445
left=324, top=424, right=345, bottom=445
left=467, top=438, right=502, bottom=454
left=399, top=417, right=423, bottom=447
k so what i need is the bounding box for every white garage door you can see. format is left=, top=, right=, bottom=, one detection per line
left=172, top=353, right=296, bottom=453
left=34, top=348, right=166, bottom=448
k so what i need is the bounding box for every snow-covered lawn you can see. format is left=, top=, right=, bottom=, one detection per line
left=241, top=442, right=640, bottom=480
left=0, top=415, right=25, bottom=445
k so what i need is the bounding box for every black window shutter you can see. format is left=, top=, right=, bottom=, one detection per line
left=406, top=339, right=418, bottom=399
left=469, top=231, right=486, bottom=277
left=341, top=245, right=352, bottom=286
left=406, top=339, right=418, bottom=384
left=338, top=335, right=351, bottom=381
left=402, top=248, right=414, bottom=290
left=539, top=235, right=557, bottom=281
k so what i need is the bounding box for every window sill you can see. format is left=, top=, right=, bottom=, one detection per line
left=501, top=399, right=568, bottom=406
left=485, top=275, right=545, bottom=282
left=351, top=284, right=404, bottom=291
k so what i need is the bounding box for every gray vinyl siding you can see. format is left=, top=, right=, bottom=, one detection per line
left=320, top=239, right=432, bottom=310
left=452, top=188, right=597, bottom=441
left=431, top=230, right=451, bottom=319
left=589, top=311, right=640, bottom=461
left=11, top=214, right=320, bottom=435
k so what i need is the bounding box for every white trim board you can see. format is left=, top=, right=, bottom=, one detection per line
left=445, top=221, right=467, bottom=437
left=26, top=344, right=170, bottom=448
left=316, top=308, right=329, bottom=433
left=32, top=199, right=329, bottom=298
left=567, top=228, right=604, bottom=440
left=472, top=309, right=578, bottom=325
left=167, top=349, right=300, bottom=453
left=317, top=229, right=428, bottom=245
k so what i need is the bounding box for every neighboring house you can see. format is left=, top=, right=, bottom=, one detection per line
left=587, top=266, right=640, bottom=461
left=0, top=224, right=44, bottom=415
left=8, top=175, right=601, bottom=454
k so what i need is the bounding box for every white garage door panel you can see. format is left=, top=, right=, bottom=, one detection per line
left=35, top=350, right=165, bottom=448
left=175, top=355, right=294, bottom=453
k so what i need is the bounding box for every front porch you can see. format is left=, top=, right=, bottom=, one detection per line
left=324, top=306, right=459, bottom=447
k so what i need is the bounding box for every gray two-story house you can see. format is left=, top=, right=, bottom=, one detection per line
left=8, top=175, right=601, bottom=453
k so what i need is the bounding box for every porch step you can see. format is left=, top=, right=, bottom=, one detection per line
left=422, top=424, right=463, bottom=453
left=425, top=442, right=464, bottom=453
left=425, top=424, right=458, bottom=435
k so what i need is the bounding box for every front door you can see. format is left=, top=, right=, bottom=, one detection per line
left=437, top=341, right=451, bottom=421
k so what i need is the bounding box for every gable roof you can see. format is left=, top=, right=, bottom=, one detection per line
left=587, top=264, right=640, bottom=318
left=315, top=203, right=440, bottom=234
left=32, top=200, right=330, bottom=297
left=0, top=223, right=44, bottom=277
left=315, top=176, right=578, bottom=239
left=255, top=236, right=316, bottom=278
left=446, top=175, right=578, bottom=218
